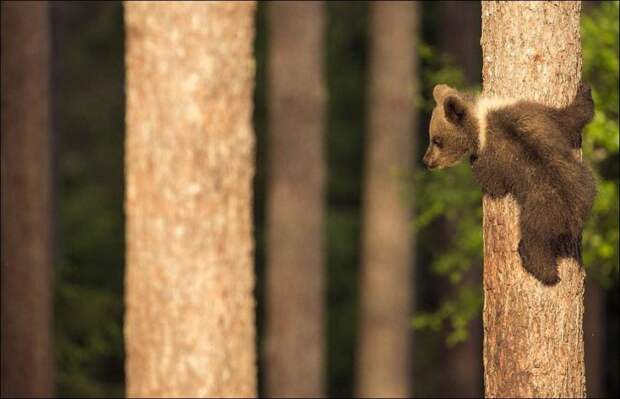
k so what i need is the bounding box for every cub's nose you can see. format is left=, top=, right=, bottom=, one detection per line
left=423, top=157, right=437, bottom=170
left=423, top=155, right=432, bottom=169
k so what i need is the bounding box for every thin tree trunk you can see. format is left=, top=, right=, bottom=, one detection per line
left=265, top=2, right=326, bottom=397
left=481, top=2, right=586, bottom=397
left=585, top=276, right=605, bottom=398
left=1, top=2, right=54, bottom=397
left=124, top=3, right=256, bottom=396
left=357, top=2, right=418, bottom=397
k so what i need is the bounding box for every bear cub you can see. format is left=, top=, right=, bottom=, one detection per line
left=423, top=83, right=596, bottom=285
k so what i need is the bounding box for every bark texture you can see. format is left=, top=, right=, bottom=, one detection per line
left=265, top=1, right=326, bottom=397
left=481, top=2, right=586, bottom=398
left=1, top=2, right=54, bottom=397
left=124, top=2, right=256, bottom=397
left=356, top=2, right=418, bottom=397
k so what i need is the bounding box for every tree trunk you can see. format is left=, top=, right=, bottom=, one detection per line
left=438, top=0, right=481, bottom=84
left=265, top=2, right=326, bottom=397
left=481, top=2, right=586, bottom=397
left=124, top=2, right=256, bottom=397
left=1, top=2, right=54, bottom=397
left=357, top=2, right=418, bottom=397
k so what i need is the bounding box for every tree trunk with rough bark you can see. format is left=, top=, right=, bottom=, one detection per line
left=124, top=2, right=256, bottom=397
left=264, top=1, right=326, bottom=397
left=481, top=2, right=586, bottom=397
left=1, top=2, right=54, bottom=397
left=357, top=2, right=418, bottom=397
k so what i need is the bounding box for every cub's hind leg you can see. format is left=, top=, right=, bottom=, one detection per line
left=517, top=188, right=569, bottom=285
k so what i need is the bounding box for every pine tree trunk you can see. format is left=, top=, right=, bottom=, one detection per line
left=265, top=1, right=326, bottom=397
left=124, top=3, right=256, bottom=396
left=481, top=2, right=586, bottom=397
left=1, top=2, right=54, bottom=397
left=357, top=2, right=418, bottom=397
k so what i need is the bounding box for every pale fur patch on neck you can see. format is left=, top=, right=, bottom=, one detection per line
left=474, top=97, right=518, bottom=151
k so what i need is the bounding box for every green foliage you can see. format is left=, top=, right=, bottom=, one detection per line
left=417, top=42, right=471, bottom=113
left=412, top=160, right=483, bottom=344
left=55, top=284, right=123, bottom=397
left=413, top=164, right=482, bottom=283
left=582, top=1, right=619, bottom=122
left=412, top=43, right=484, bottom=345
left=412, top=285, right=482, bottom=346
left=581, top=0, right=620, bottom=287
left=54, top=3, right=125, bottom=396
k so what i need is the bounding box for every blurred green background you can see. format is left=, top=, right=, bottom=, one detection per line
left=51, top=1, right=618, bottom=397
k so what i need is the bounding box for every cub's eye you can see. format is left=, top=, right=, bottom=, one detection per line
left=432, top=137, right=443, bottom=148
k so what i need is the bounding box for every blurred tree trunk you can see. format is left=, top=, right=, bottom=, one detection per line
left=124, top=3, right=256, bottom=397
left=481, top=2, right=586, bottom=397
left=1, top=2, right=54, bottom=397
left=357, top=2, right=418, bottom=397
left=438, top=1, right=481, bottom=84
left=437, top=2, right=483, bottom=396
left=265, top=2, right=326, bottom=397
left=585, top=277, right=605, bottom=398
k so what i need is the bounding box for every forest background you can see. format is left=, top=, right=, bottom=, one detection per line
left=26, top=1, right=619, bottom=397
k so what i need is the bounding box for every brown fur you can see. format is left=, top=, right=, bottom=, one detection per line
left=423, top=83, right=596, bottom=285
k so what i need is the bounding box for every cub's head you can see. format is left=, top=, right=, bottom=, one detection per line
left=423, top=84, right=475, bottom=170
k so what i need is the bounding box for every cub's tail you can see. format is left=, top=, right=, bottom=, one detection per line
left=561, top=82, right=595, bottom=147
left=572, top=82, right=594, bottom=118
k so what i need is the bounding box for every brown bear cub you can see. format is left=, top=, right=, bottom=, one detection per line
left=423, top=83, right=596, bottom=285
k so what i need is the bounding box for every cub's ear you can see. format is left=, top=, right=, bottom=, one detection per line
left=444, top=95, right=467, bottom=125
left=433, top=84, right=457, bottom=103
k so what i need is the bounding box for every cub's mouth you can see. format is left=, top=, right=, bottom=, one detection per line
left=425, top=161, right=437, bottom=170
left=426, top=157, right=463, bottom=170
